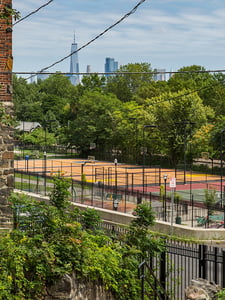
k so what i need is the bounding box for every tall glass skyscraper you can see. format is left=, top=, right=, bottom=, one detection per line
left=69, top=34, right=80, bottom=85
left=104, top=57, right=118, bottom=76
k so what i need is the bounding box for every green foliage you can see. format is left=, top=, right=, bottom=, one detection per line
left=126, top=203, right=164, bottom=257
left=49, top=176, right=71, bottom=211
left=13, top=64, right=225, bottom=164
left=5, top=190, right=165, bottom=299
left=204, top=187, right=217, bottom=215
left=174, top=192, right=182, bottom=204
left=0, top=6, right=20, bottom=24
left=81, top=173, right=86, bottom=183
left=132, top=203, right=155, bottom=227
left=70, top=90, right=122, bottom=152
left=105, top=63, right=153, bottom=102
left=0, top=104, right=14, bottom=126
left=21, top=128, right=56, bottom=147
left=160, top=185, right=164, bottom=201
left=217, top=288, right=225, bottom=299
left=80, top=208, right=102, bottom=230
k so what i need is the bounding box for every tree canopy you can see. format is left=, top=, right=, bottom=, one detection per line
left=13, top=63, right=225, bottom=164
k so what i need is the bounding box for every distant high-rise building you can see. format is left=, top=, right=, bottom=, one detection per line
left=169, top=68, right=174, bottom=79
left=86, top=65, right=91, bottom=73
left=30, top=72, right=36, bottom=83
left=37, top=72, right=49, bottom=81
left=153, top=68, right=166, bottom=81
left=104, top=57, right=118, bottom=76
left=68, top=34, right=80, bottom=85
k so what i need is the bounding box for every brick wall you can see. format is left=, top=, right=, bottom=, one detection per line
left=0, top=0, right=14, bottom=228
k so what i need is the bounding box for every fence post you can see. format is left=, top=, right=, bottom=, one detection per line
left=160, top=245, right=166, bottom=300
left=222, top=251, right=225, bottom=288
left=131, top=173, right=134, bottom=193
left=138, top=261, right=145, bottom=300
left=159, top=165, right=161, bottom=186
left=213, top=247, right=218, bottom=284
left=28, top=172, right=31, bottom=192
left=199, top=244, right=208, bottom=279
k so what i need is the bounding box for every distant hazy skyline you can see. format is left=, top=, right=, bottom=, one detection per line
left=13, top=0, right=225, bottom=76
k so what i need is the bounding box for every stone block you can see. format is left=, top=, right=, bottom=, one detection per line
left=2, top=151, right=14, bottom=159
left=185, top=278, right=221, bottom=300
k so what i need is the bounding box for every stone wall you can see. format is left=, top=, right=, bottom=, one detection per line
left=44, top=273, right=116, bottom=300
left=0, top=0, right=14, bottom=228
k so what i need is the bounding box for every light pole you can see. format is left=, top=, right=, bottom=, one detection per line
left=43, top=151, right=47, bottom=195
left=142, top=125, right=157, bottom=194
left=43, top=119, right=56, bottom=195
left=81, top=162, right=86, bottom=203
left=175, top=120, right=195, bottom=184
left=129, top=117, right=138, bottom=164
left=114, top=158, right=118, bottom=197
left=163, top=174, right=168, bottom=221
left=220, top=129, right=225, bottom=228
left=113, top=198, right=119, bottom=211
left=44, top=119, right=56, bottom=152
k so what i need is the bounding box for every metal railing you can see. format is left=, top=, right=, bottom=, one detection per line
left=102, top=223, right=225, bottom=300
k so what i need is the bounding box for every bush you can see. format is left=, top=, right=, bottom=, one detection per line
left=6, top=194, right=164, bottom=299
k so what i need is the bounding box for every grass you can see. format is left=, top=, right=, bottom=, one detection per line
left=14, top=173, right=55, bottom=184
left=14, top=181, right=52, bottom=193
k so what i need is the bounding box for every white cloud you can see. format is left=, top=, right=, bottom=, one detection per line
left=12, top=0, right=225, bottom=75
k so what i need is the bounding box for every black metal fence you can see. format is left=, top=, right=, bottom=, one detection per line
left=15, top=169, right=225, bottom=228
left=13, top=177, right=225, bottom=300
left=102, top=222, right=225, bottom=300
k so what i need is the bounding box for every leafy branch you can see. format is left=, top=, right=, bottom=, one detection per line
left=0, top=5, right=20, bottom=24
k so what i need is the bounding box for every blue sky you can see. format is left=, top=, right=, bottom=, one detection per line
left=13, top=0, right=225, bottom=76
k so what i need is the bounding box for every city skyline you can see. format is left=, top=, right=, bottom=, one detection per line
left=13, top=0, right=225, bottom=76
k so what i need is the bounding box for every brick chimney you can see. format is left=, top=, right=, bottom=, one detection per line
left=0, top=0, right=14, bottom=229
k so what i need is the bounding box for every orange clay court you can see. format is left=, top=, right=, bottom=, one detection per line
left=15, top=158, right=222, bottom=193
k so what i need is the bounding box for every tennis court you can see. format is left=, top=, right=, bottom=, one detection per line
left=15, top=157, right=223, bottom=202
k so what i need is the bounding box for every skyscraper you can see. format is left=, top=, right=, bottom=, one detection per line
left=69, top=34, right=80, bottom=85
left=153, top=68, right=166, bottom=81
left=104, top=57, right=118, bottom=76
left=86, top=65, right=91, bottom=73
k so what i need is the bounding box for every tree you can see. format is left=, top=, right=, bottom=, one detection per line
left=208, top=116, right=225, bottom=159
left=148, top=90, right=214, bottom=165
left=50, top=176, right=71, bottom=213
left=105, top=63, right=153, bottom=102
left=13, top=75, right=42, bottom=122
left=167, top=65, right=218, bottom=108
left=191, top=124, right=215, bottom=158
left=134, top=80, right=169, bottom=104
left=69, top=90, right=122, bottom=154
left=126, top=203, right=164, bottom=257
left=80, top=73, right=106, bottom=92
left=110, top=101, right=157, bottom=162
left=205, top=73, right=225, bottom=116
left=22, top=128, right=56, bottom=147
left=38, top=74, right=76, bottom=125
left=204, top=188, right=217, bottom=216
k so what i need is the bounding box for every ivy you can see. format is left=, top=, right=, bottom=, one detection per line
left=0, top=5, right=20, bottom=24
left=0, top=104, right=14, bottom=127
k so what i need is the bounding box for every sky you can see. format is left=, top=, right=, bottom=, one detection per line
left=13, top=0, right=225, bottom=77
